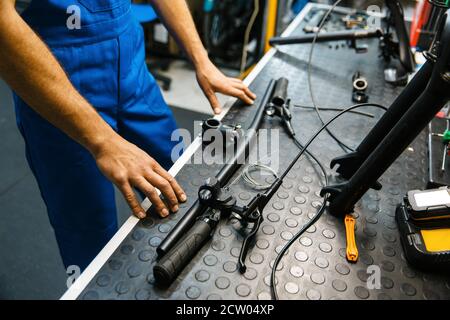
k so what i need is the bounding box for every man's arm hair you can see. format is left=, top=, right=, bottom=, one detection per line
left=0, top=0, right=115, bottom=155
left=150, top=0, right=209, bottom=69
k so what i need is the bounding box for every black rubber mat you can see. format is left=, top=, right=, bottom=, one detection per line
left=77, top=5, right=450, bottom=300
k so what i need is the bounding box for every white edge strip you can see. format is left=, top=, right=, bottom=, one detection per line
left=61, top=3, right=315, bottom=300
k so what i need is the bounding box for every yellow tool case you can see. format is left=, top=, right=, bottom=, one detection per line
left=396, top=187, right=450, bottom=271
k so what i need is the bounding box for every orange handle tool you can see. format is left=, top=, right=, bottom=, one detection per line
left=344, top=214, right=358, bottom=263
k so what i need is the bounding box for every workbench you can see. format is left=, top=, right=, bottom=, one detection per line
left=62, top=3, right=450, bottom=300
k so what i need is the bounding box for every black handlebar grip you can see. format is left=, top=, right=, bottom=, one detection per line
left=153, top=219, right=213, bottom=286
left=157, top=199, right=205, bottom=257
left=272, top=77, right=289, bottom=106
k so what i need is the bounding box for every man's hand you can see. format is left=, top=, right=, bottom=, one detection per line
left=93, top=135, right=187, bottom=219
left=0, top=4, right=185, bottom=220
left=196, top=59, right=257, bottom=114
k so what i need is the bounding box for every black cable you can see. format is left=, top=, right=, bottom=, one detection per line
left=272, top=198, right=328, bottom=300
left=270, top=102, right=387, bottom=300
left=293, top=137, right=328, bottom=187
left=278, top=100, right=386, bottom=182
left=307, top=0, right=354, bottom=153
left=293, top=104, right=381, bottom=118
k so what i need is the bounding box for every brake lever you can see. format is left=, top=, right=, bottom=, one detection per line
left=267, top=99, right=296, bottom=138
left=238, top=209, right=264, bottom=273
left=282, top=100, right=295, bottom=137
left=235, top=178, right=282, bottom=273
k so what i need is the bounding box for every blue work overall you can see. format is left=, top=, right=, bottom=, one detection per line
left=13, top=1, right=179, bottom=270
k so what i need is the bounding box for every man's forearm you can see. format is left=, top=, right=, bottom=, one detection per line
left=0, top=2, right=115, bottom=155
left=150, top=0, right=209, bottom=68
left=0, top=1, right=187, bottom=218
left=151, top=0, right=256, bottom=113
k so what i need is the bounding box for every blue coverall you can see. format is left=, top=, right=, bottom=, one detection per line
left=13, top=0, right=179, bottom=270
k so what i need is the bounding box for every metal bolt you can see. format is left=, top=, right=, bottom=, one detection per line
left=442, top=71, right=450, bottom=82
